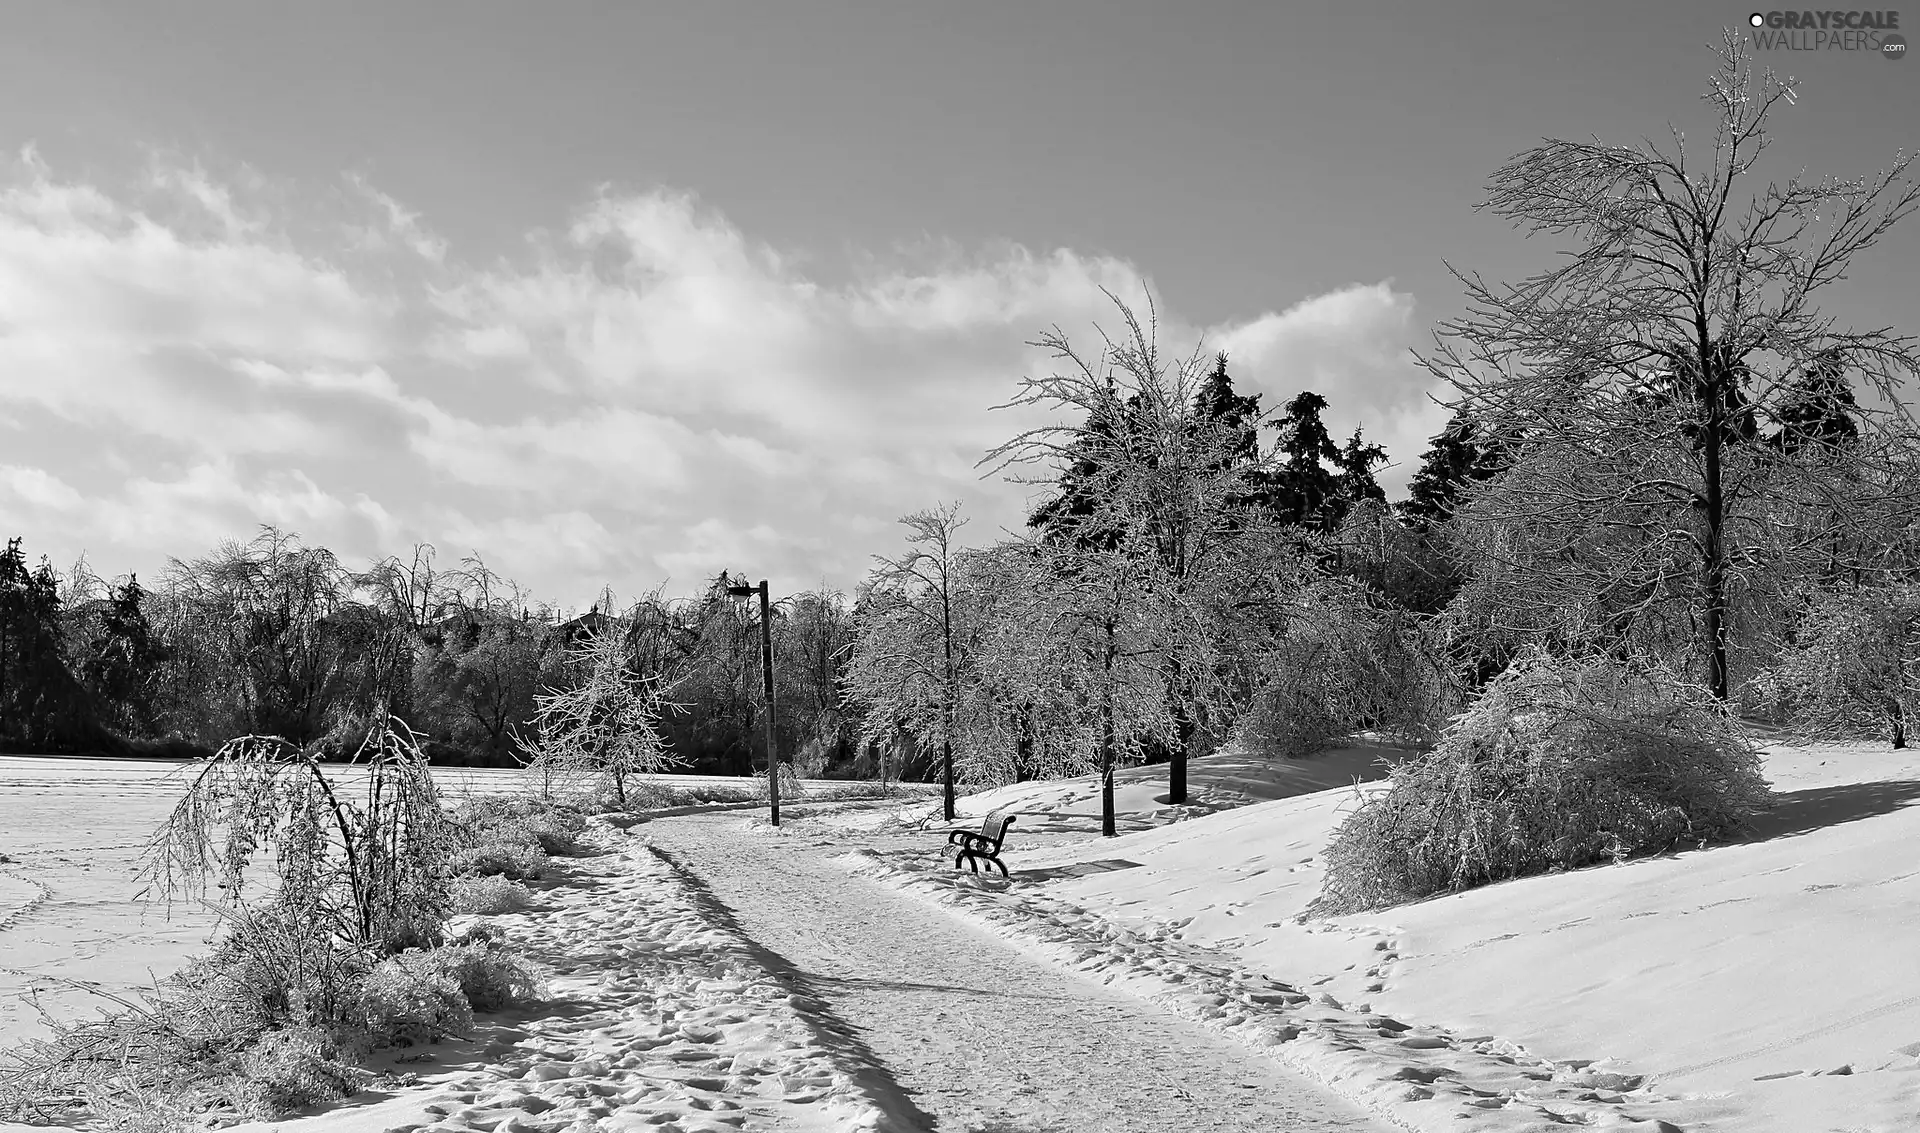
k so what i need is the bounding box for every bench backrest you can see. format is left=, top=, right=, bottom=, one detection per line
left=981, top=811, right=1016, bottom=845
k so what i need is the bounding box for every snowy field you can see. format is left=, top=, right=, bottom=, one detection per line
left=0, top=756, right=867, bottom=1046
left=6, top=739, right=1917, bottom=1132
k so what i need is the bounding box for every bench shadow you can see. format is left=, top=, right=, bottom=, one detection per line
left=1739, top=778, right=1920, bottom=843
left=648, top=845, right=941, bottom=1132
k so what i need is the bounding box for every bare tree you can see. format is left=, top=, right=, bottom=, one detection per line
left=1424, top=33, right=1920, bottom=699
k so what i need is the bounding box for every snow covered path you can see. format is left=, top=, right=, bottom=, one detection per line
left=641, top=813, right=1392, bottom=1133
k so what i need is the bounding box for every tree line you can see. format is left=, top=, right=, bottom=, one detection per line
left=6, top=39, right=1916, bottom=832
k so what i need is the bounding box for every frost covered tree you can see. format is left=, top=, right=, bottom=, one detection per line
left=985, top=294, right=1276, bottom=803
left=843, top=503, right=970, bottom=819
left=1756, top=582, right=1920, bottom=748
left=517, top=606, right=681, bottom=806
left=161, top=527, right=351, bottom=744
left=1424, top=34, right=1920, bottom=699
left=1033, top=540, right=1181, bottom=837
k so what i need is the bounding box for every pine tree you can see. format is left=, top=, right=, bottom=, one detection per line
left=1771, top=348, right=1862, bottom=455
left=1399, top=411, right=1507, bottom=529
left=0, top=537, right=90, bottom=750
left=85, top=574, right=168, bottom=736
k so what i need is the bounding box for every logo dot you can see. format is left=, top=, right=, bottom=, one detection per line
left=1749, top=12, right=1765, bottom=26
left=1883, top=32, right=1908, bottom=59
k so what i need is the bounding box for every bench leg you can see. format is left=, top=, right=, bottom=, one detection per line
left=985, top=855, right=1007, bottom=878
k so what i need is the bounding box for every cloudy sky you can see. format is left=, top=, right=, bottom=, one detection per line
left=1, top=2, right=1914, bottom=609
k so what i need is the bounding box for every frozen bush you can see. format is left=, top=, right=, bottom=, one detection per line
left=449, top=874, right=533, bottom=915
left=1312, top=652, right=1772, bottom=915
left=416, top=944, right=541, bottom=1012
left=234, top=1025, right=361, bottom=1116
left=1751, top=581, right=1920, bottom=749
left=451, top=796, right=586, bottom=855
left=447, top=842, right=547, bottom=881
left=357, top=958, right=473, bottom=1048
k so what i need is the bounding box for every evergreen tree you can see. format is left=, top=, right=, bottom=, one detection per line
left=1399, top=411, right=1507, bottom=528
left=1255, top=391, right=1384, bottom=530
left=1332, top=427, right=1388, bottom=516
left=84, top=574, right=168, bottom=736
left=0, top=537, right=90, bottom=750
left=1771, top=348, right=1862, bottom=455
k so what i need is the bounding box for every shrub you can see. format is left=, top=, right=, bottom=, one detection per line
left=447, top=841, right=547, bottom=881
left=1751, top=581, right=1920, bottom=749
left=1311, top=652, right=1772, bottom=915
left=357, top=958, right=473, bottom=1048
left=449, top=874, right=533, bottom=915
left=452, top=795, right=586, bottom=854
left=415, top=944, right=541, bottom=1012
left=234, top=1025, right=362, bottom=1116
left=174, top=906, right=375, bottom=1039
left=751, top=762, right=808, bottom=803
left=138, top=714, right=456, bottom=956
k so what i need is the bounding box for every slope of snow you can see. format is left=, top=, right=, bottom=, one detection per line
left=847, top=740, right=1920, bottom=1132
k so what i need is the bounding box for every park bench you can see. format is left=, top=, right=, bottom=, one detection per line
left=946, top=811, right=1017, bottom=877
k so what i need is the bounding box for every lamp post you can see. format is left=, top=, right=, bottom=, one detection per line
left=726, top=578, right=780, bottom=826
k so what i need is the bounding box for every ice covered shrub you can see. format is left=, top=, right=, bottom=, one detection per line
left=234, top=1025, right=363, bottom=1116
left=447, top=841, right=547, bottom=881
left=175, top=905, right=375, bottom=1040
left=414, top=943, right=541, bottom=1012
left=138, top=713, right=458, bottom=956
left=449, top=873, right=533, bottom=914
left=356, top=957, right=473, bottom=1048
left=452, top=795, right=586, bottom=854
left=751, top=760, right=807, bottom=803
left=1311, top=652, right=1771, bottom=915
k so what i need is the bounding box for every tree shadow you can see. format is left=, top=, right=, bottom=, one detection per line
left=805, top=972, right=1078, bottom=1002
left=1012, top=859, right=1144, bottom=884
left=1740, top=778, right=1920, bottom=843
left=648, top=846, right=941, bottom=1132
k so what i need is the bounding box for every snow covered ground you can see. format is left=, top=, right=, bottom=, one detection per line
left=0, top=756, right=874, bottom=1045
left=7, top=739, right=1916, bottom=1131
left=213, top=817, right=892, bottom=1133
left=822, top=739, right=1920, bottom=1132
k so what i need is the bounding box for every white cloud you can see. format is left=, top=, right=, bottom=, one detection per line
left=0, top=159, right=1440, bottom=606
left=1211, top=281, right=1443, bottom=490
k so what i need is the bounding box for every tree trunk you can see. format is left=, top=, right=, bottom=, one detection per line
left=1700, top=339, right=1731, bottom=702
left=1168, top=694, right=1192, bottom=806
left=1014, top=701, right=1035, bottom=783
left=1893, top=701, right=1907, bottom=750
left=1101, top=619, right=1117, bottom=838
left=942, top=735, right=955, bottom=821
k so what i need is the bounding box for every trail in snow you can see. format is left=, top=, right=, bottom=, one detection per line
left=640, top=812, right=1392, bottom=1133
